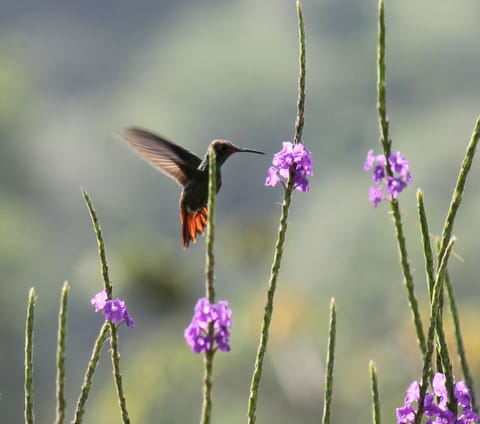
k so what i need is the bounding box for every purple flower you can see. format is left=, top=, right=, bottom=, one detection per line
left=214, top=327, right=231, bottom=352
left=91, top=290, right=135, bottom=328
left=373, top=164, right=386, bottom=183
left=265, top=141, right=313, bottom=192
left=455, top=381, right=473, bottom=408
left=396, top=373, right=478, bottom=424
left=387, top=176, right=407, bottom=199
left=396, top=381, right=420, bottom=424
left=389, top=151, right=411, bottom=179
left=432, top=373, right=449, bottom=409
left=369, top=186, right=385, bottom=208
left=364, top=150, right=412, bottom=207
left=184, top=298, right=232, bottom=354
left=91, top=290, right=108, bottom=312
left=184, top=323, right=211, bottom=353
left=266, top=166, right=282, bottom=187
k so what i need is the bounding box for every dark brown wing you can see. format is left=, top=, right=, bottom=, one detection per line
left=120, top=127, right=202, bottom=187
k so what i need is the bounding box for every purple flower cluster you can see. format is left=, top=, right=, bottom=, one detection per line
left=184, top=298, right=232, bottom=354
left=265, top=141, right=313, bottom=192
left=364, top=149, right=412, bottom=207
left=91, top=290, right=135, bottom=328
left=397, top=373, right=478, bottom=424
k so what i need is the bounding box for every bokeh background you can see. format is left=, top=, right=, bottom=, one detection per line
left=2, top=0, right=480, bottom=422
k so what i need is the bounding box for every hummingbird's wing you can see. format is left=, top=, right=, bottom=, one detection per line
left=120, top=127, right=202, bottom=187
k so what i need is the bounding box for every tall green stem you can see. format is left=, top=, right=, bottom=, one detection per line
left=200, top=147, right=217, bottom=424
left=321, top=298, right=336, bottom=424
left=55, top=282, right=69, bottom=424
left=417, top=193, right=455, bottom=407
left=24, top=287, right=36, bottom=424
left=82, top=189, right=112, bottom=298
left=369, top=361, right=381, bottom=424
left=82, top=189, right=131, bottom=423
left=72, top=323, right=109, bottom=424
left=437, top=116, right=480, bottom=265
left=376, top=0, right=425, bottom=355
left=205, top=148, right=216, bottom=304
left=414, top=237, right=456, bottom=424
left=110, top=324, right=130, bottom=424
left=294, top=0, right=306, bottom=144
left=247, top=178, right=294, bottom=424
left=247, top=3, right=306, bottom=422
left=444, top=270, right=477, bottom=413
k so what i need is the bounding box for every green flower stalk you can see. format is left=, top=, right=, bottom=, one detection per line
left=82, top=189, right=131, bottom=423
left=416, top=191, right=435, bottom=299
left=414, top=237, right=456, bottom=424
left=55, top=281, right=69, bottom=424
left=110, top=324, right=130, bottom=424
left=369, top=361, right=381, bottom=424
left=294, top=0, right=306, bottom=145
left=183, top=148, right=233, bottom=419
left=205, top=147, right=216, bottom=305
left=322, top=298, right=337, bottom=424
left=72, top=322, right=109, bottom=424
left=24, top=287, right=36, bottom=424
left=82, top=189, right=112, bottom=297
left=376, top=0, right=425, bottom=355
left=417, top=192, right=455, bottom=408
left=445, top=269, right=478, bottom=413
left=437, top=116, right=480, bottom=266
left=201, top=146, right=217, bottom=424
left=248, top=2, right=309, bottom=422
left=433, top=116, right=480, bottom=414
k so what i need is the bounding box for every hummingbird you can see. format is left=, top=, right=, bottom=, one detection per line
left=120, top=127, right=264, bottom=249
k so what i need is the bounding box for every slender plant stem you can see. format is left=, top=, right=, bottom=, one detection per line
left=55, top=282, right=69, bottom=424
left=110, top=324, right=130, bottom=423
left=376, top=0, right=425, bottom=355
left=247, top=3, right=306, bottom=422
left=417, top=191, right=435, bottom=299
left=205, top=147, right=216, bottom=304
left=72, top=323, right=109, bottom=424
left=201, top=349, right=214, bottom=424
left=390, top=202, right=425, bottom=354
left=414, top=237, right=456, bottom=424
left=24, top=287, right=36, bottom=424
left=422, top=115, right=480, bottom=414
left=437, top=116, right=480, bottom=266
left=81, top=189, right=113, bottom=297
left=247, top=178, right=294, bottom=424
left=294, top=0, right=306, bottom=145
left=444, top=269, right=477, bottom=413
left=376, top=0, right=390, bottom=155
left=201, top=146, right=217, bottom=424
left=82, top=189, right=131, bottom=423
left=417, top=192, right=455, bottom=408
left=321, top=298, right=336, bottom=424
left=436, top=317, right=456, bottom=414
left=369, top=361, right=381, bottom=424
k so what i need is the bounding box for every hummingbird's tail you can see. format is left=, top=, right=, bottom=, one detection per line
left=181, top=206, right=208, bottom=249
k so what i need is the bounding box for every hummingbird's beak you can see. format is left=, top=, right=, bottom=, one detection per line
left=234, top=146, right=265, bottom=155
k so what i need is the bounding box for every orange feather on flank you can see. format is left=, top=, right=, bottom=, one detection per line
left=181, top=206, right=208, bottom=249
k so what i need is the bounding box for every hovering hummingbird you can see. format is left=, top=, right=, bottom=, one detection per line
left=120, top=127, right=264, bottom=249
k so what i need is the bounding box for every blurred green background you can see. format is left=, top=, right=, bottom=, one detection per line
left=1, top=0, right=480, bottom=422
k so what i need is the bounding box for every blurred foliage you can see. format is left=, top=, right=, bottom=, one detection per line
left=1, top=0, right=480, bottom=422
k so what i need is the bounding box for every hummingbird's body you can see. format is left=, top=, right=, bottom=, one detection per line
left=121, top=127, right=264, bottom=249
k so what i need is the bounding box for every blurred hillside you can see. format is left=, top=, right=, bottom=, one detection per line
left=1, top=0, right=480, bottom=422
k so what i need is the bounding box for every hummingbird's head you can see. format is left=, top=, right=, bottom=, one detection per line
left=210, top=140, right=264, bottom=166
